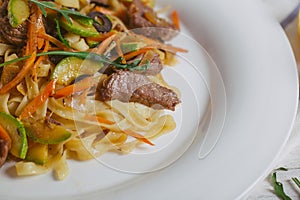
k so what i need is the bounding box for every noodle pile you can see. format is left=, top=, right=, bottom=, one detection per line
left=0, top=0, right=184, bottom=180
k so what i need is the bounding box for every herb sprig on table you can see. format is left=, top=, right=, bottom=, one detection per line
left=271, top=168, right=300, bottom=200
left=271, top=172, right=292, bottom=200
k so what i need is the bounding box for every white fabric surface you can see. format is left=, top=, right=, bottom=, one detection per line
left=247, top=1, right=300, bottom=199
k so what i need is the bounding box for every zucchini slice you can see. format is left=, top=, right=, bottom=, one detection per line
left=0, top=112, right=27, bottom=159
left=8, top=0, right=30, bottom=28
left=25, top=120, right=72, bottom=145
left=59, top=16, right=99, bottom=37
left=26, top=141, right=48, bottom=165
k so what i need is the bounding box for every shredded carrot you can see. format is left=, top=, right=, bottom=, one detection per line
left=95, top=34, right=117, bottom=55
left=0, top=52, right=37, bottom=94
left=48, top=47, right=61, bottom=51
left=123, top=47, right=153, bottom=61
left=32, top=40, right=50, bottom=81
left=24, top=41, right=30, bottom=57
left=53, top=77, right=95, bottom=99
left=145, top=43, right=187, bottom=54
left=36, top=7, right=46, bottom=50
left=0, top=123, right=11, bottom=150
left=88, top=32, right=116, bottom=42
left=96, top=116, right=115, bottom=125
left=115, top=37, right=124, bottom=58
left=122, top=129, right=154, bottom=146
left=171, top=10, right=180, bottom=30
left=39, top=33, right=71, bottom=51
left=132, top=33, right=188, bottom=53
left=85, top=115, right=115, bottom=125
left=19, top=79, right=56, bottom=120
left=28, top=5, right=39, bottom=55
left=95, top=6, right=117, bottom=16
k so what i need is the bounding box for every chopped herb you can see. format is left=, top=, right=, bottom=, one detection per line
left=0, top=51, right=150, bottom=72
left=276, top=167, right=289, bottom=171
left=292, top=177, right=300, bottom=189
left=54, top=19, right=70, bottom=48
left=272, top=172, right=292, bottom=200
left=113, top=57, right=150, bottom=71
left=29, top=0, right=93, bottom=24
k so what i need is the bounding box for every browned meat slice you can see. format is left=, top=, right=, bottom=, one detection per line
left=0, top=139, right=9, bottom=167
left=97, top=70, right=180, bottom=111
left=0, top=0, right=27, bottom=46
left=0, top=17, right=28, bottom=46
left=130, top=81, right=180, bottom=111
left=0, top=0, right=8, bottom=18
left=141, top=52, right=163, bottom=75
left=128, top=0, right=178, bottom=41
left=101, top=53, right=163, bottom=76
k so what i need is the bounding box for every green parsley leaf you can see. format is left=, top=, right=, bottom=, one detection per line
left=113, top=57, right=150, bottom=71
left=272, top=172, right=292, bottom=200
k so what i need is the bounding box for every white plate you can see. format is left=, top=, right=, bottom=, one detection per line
left=0, top=0, right=298, bottom=199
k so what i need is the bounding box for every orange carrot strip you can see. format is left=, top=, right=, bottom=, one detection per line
left=145, top=43, right=187, bottom=54
left=28, top=5, right=38, bottom=54
left=37, top=8, right=46, bottom=50
left=32, top=40, right=50, bottom=80
left=0, top=124, right=11, bottom=150
left=123, top=47, right=153, bottom=61
left=88, top=31, right=116, bottom=42
left=96, top=116, right=115, bottom=125
left=53, top=77, right=95, bottom=99
left=95, top=34, right=117, bottom=54
left=132, top=33, right=188, bottom=53
left=19, top=79, right=56, bottom=120
left=24, top=41, right=30, bottom=56
left=171, top=10, right=180, bottom=30
left=0, top=52, right=37, bottom=94
left=115, top=37, right=124, bottom=58
left=95, top=6, right=117, bottom=16
left=39, top=33, right=71, bottom=51
left=122, top=130, right=154, bottom=146
left=85, top=115, right=115, bottom=125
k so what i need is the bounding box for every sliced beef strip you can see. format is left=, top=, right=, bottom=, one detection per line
left=140, top=52, right=163, bottom=75
left=101, top=52, right=163, bottom=76
left=0, top=0, right=8, bottom=18
left=0, top=0, right=28, bottom=46
left=128, top=0, right=178, bottom=41
left=0, top=16, right=28, bottom=46
left=0, top=139, right=9, bottom=167
left=96, top=70, right=180, bottom=111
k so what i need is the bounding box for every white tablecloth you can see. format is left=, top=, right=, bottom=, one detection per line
left=247, top=1, right=300, bottom=199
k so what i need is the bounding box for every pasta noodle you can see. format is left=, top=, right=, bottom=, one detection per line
left=0, top=0, right=185, bottom=180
